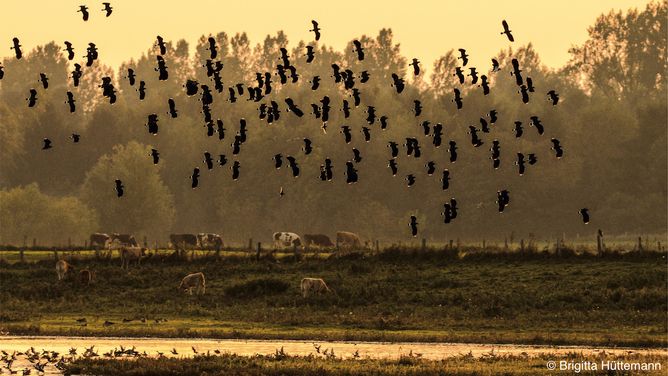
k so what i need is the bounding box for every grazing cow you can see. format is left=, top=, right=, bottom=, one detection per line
left=110, top=233, right=138, bottom=247
left=197, top=233, right=223, bottom=251
left=179, top=272, right=206, bottom=295
left=300, top=277, right=331, bottom=298
left=56, top=260, right=73, bottom=281
left=80, top=269, right=94, bottom=285
left=336, top=231, right=363, bottom=249
left=273, top=232, right=302, bottom=249
left=120, top=246, right=146, bottom=269
left=169, top=234, right=199, bottom=250
left=89, top=233, right=110, bottom=249
left=303, top=234, right=334, bottom=248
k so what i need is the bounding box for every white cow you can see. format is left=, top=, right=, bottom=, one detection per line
left=300, top=277, right=332, bottom=298
left=56, top=260, right=73, bottom=281
left=179, top=272, right=206, bottom=295
left=273, top=232, right=302, bottom=249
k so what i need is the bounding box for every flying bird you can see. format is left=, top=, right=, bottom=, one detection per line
left=203, top=152, right=214, bottom=170
left=305, top=45, right=315, bottom=63
left=168, top=98, right=178, bottom=118
left=409, top=215, right=418, bottom=237
left=452, top=88, right=463, bottom=109
left=410, top=58, right=420, bottom=76
left=309, top=20, right=321, bottom=41
left=150, top=149, right=159, bottom=164
left=78, top=5, right=90, bottom=21
left=352, top=40, right=365, bottom=61
left=547, top=90, right=560, bottom=105
left=114, top=179, right=124, bottom=197
left=529, top=116, right=544, bottom=135
left=501, top=20, right=514, bottom=42
left=406, top=174, right=416, bottom=187
left=102, top=2, right=113, bottom=17
left=441, top=169, right=450, bottom=190
left=345, top=161, right=358, bottom=184
left=11, top=37, right=22, bottom=59
left=579, top=208, right=590, bottom=224
left=551, top=138, right=564, bottom=158
left=156, top=36, right=167, bottom=55
left=352, top=148, right=362, bottom=163
left=42, top=138, right=52, bottom=150
left=231, top=161, right=240, bottom=180
left=191, top=168, right=200, bottom=188
left=388, top=159, right=398, bottom=176
left=64, top=41, right=75, bottom=60
left=303, top=138, right=313, bottom=155
left=66, top=91, right=76, bottom=113
left=457, top=48, right=469, bottom=66
left=27, top=88, right=38, bottom=107
left=491, top=58, right=500, bottom=72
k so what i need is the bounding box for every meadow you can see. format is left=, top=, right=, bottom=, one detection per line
left=0, top=247, right=666, bottom=347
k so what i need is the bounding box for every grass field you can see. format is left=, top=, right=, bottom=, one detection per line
left=0, top=247, right=666, bottom=347
left=64, top=352, right=668, bottom=376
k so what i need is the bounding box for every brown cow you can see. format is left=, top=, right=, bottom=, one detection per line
left=56, top=260, right=73, bottom=281
left=300, top=277, right=332, bottom=298
left=120, top=247, right=147, bottom=269
left=179, top=272, right=206, bottom=295
left=336, top=231, right=363, bottom=249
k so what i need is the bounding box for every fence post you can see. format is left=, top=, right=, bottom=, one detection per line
left=482, top=240, right=486, bottom=249
left=375, top=240, right=379, bottom=252
left=456, top=238, right=460, bottom=250
left=520, top=239, right=525, bottom=252
left=596, top=231, right=603, bottom=254
left=20, top=249, right=25, bottom=263
left=143, top=236, right=148, bottom=248
left=449, top=240, right=453, bottom=250
left=421, top=238, right=426, bottom=251
left=256, top=242, right=262, bottom=261
left=658, top=241, right=662, bottom=251
left=293, top=243, right=300, bottom=260
left=638, top=236, right=643, bottom=251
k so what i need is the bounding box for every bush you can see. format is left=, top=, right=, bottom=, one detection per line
left=224, top=278, right=290, bottom=299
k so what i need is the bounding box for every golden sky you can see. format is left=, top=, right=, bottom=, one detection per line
left=0, top=0, right=654, bottom=75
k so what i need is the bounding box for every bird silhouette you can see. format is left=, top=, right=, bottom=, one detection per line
left=478, top=75, right=490, bottom=95
left=453, top=67, right=465, bottom=84
left=78, top=5, right=90, bottom=21
left=352, top=148, right=362, bottom=163
left=468, top=126, right=483, bottom=147
left=273, top=154, right=283, bottom=169
left=491, top=140, right=500, bottom=159
left=519, top=85, right=530, bottom=103
left=11, top=37, right=22, bottom=59
left=501, top=20, right=514, bottom=42
left=526, top=77, right=535, bottom=92
left=410, top=58, right=421, bottom=76
left=156, top=36, right=167, bottom=55
left=115, top=179, right=124, bottom=197
left=231, top=161, right=241, bottom=180
left=85, top=43, right=98, bottom=67
left=579, top=208, right=590, bottom=224
left=516, top=153, right=526, bottom=176
left=341, top=126, right=352, bottom=144
left=310, top=76, right=321, bottom=90
left=72, top=63, right=83, bottom=86
left=285, top=98, right=304, bottom=117
left=359, top=70, right=370, bottom=83
left=204, top=152, right=214, bottom=170
left=146, top=114, right=159, bottom=135
left=310, top=20, right=321, bottom=41
left=391, top=73, right=405, bottom=93
left=441, top=169, right=450, bottom=190
left=125, top=68, right=136, bottom=86
left=457, top=48, right=469, bottom=66
left=388, top=159, right=398, bottom=176
left=362, top=127, right=371, bottom=142
left=155, top=56, right=169, bottom=80
left=406, top=174, right=416, bottom=187
left=63, top=41, right=75, bottom=60
left=527, top=153, right=537, bottom=165
left=421, top=121, right=431, bottom=136
left=497, top=190, right=510, bottom=213
left=137, top=80, right=147, bottom=100
left=66, top=91, right=76, bottom=113
left=513, top=121, right=523, bottom=138
left=479, top=117, right=490, bottom=133
left=71, top=133, right=80, bottom=143
left=468, top=67, right=479, bottom=84
left=352, top=40, right=365, bottom=61
left=218, top=154, right=227, bottom=167
left=413, top=100, right=422, bottom=116
left=388, top=141, right=399, bottom=158
left=167, top=98, right=178, bottom=118
left=379, top=115, right=389, bottom=130
left=491, top=58, right=500, bottom=72
left=305, top=45, right=315, bottom=63
left=529, top=116, right=544, bottom=135
left=345, top=161, right=358, bottom=183
left=547, top=90, right=560, bottom=105
left=426, top=161, right=436, bottom=176
left=488, top=109, right=498, bottom=123
left=511, top=58, right=523, bottom=86
left=409, top=215, right=418, bottom=237
left=102, top=2, right=113, bottom=17
left=207, top=37, right=218, bottom=59
left=448, top=141, right=458, bottom=163
left=42, top=138, right=52, bottom=150
left=150, top=149, right=159, bottom=164
left=191, top=168, right=200, bottom=188
left=0, top=63, right=4, bottom=79
left=453, top=88, right=463, bottom=109
left=303, top=138, right=313, bottom=155
left=432, top=123, right=443, bottom=147
left=551, top=138, right=564, bottom=158
left=27, top=89, right=37, bottom=107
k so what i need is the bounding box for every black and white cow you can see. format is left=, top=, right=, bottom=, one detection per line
left=197, top=233, right=223, bottom=251
left=169, top=234, right=198, bottom=250
left=273, top=232, right=302, bottom=249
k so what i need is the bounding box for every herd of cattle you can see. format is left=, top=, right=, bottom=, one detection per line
left=55, top=259, right=331, bottom=298
left=89, top=231, right=365, bottom=251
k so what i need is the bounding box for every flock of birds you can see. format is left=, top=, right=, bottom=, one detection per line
left=1, top=4, right=592, bottom=241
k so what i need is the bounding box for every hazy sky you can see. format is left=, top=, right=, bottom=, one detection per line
left=0, top=0, right=654, bottom=75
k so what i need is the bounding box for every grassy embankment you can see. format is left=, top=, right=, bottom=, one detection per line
left=1, top=247, right=666, bottom=347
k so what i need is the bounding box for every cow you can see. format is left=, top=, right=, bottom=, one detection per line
left=197, top=233, right=223, bottom=251
left=110, top=233, right=138, bottom=247
left=56, top=260, right=73, bottom=281
left=80, top=269, right=94, bottom=285
left=303, top=234, right=334, bottom=248
left=169, top=234, right=199, bottom=251
left=300, top=277, right=332, bottom=298
left=120, top=246, right=146, bottom=269
left=89, top=233, right=110, bottom=249
left=336, top=231, right=363, bottom=249
left=273, top=232, right=302, bottom=249
left=179, top=272, right=206, bottom=295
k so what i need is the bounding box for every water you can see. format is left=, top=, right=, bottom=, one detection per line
left=1, top=336, right=665, bottom=375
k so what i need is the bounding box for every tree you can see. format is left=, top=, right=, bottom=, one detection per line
left=80, top=141, right=176, bottom=239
